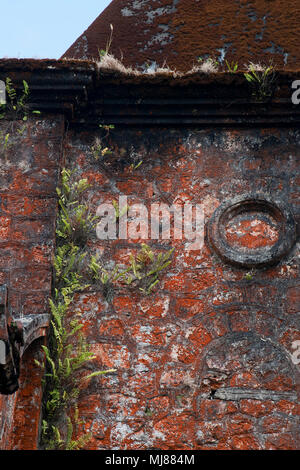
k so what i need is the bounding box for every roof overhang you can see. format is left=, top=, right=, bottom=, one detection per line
left=0, top=59, right=300, bottom=127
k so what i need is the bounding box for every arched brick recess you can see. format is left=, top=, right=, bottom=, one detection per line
left=193, top=331, right=300, bottom=449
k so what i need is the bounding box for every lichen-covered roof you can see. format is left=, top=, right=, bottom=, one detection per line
left=62, top=0, right=300, bottom=71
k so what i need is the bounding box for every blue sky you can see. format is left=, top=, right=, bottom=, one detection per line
left=0, top=0, right=111, bottom=59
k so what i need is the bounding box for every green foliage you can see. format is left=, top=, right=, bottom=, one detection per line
left=225, top=60, right=238, bottom=73
left=144, top=407, right=153, bottom=417
left=39, top=168, right=115, bottom=450
left=125, top=243, right=175, bottom=295
left=0, top=78, right=40, bottom=158
left=89, top=255, right=126, bottom=285
left=244, top=63, right=276, bottom=101
left=92, top=124, right=143, bottom=173
left=83, top=369, right=116, bottom=380
left=42, top=412, right=92, bottom=451
left=98, top=24, right=114, bottom=61
left=39, top=269, right=97, bottom=448
left=0, top=78, right=28, bottom=120
left=41, top=164, right=174, bottom=449
left=88, top=254, right=131, bottom=301
left=40, top=308, right=96, bottom=419
left=91, top=125, right=115, bottom=161
left=112, top=199, right=130, bottom=221
left=0, top=131, right=10, bottom=155
left=244, top=269, right=255, bottom=281
left=91, top=138, right=112, bottom=161
left=53, top=244, right=89, bottom=290
left=56, top=168, right=99, bottom=246
left=89, top=243, right=174, bottom=297
left=129, top=160, right=143, bottom=172
left=0, top=77, right=40, bottom=121
left=99, top=124, right=115, bottom=131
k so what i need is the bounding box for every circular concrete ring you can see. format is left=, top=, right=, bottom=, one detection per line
left=207, top=193, right=297, bottom=268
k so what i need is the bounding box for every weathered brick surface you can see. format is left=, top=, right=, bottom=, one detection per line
left=9, top=339, right=46, bottom=450
left=63, top=127, right=300, bottom=450
left=0, top=115, right=299, bottom=450
left=0, top=116, right=64, bottom=449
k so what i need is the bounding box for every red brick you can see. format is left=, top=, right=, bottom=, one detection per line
left=230, top=434, right=260, bottom=450
left=286, top=285, right=300, bottom=314
left=173, top=297, right=205, bottom=320
left=0, top=216, right=11, bottom=240
left=240, top=399, right=274, bottom=418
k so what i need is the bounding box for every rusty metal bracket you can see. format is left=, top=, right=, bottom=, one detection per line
left=0, top=285, right=49, bottom=395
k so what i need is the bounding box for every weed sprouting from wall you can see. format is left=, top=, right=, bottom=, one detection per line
left=56, top=169, right=99, bottom=247
left=38, top=132, right=175, bottom=448
left=38, top=169, right=114, bottom=450
left=225, top=60, right=239, bottom=73
left=89, top=243, right=174, bottom=300
left=0, top=78, right=41, bottom=158
left=91, top=124, right=144, bottom=174
left=38, top=164, right=173, bottom=449
left=244, top=62, right=277, bottom=101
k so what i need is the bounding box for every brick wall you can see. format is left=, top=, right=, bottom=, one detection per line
left=0, top=116, right=64, bottom=449
left=0, top=67, right=299, bottom=450
left=63, top=126, right=300, bottom=450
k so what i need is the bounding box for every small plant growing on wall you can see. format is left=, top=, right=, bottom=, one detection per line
left=244, top=62, right=276, bottom=102
left=0, top=78, right=40, bottom=157
left=91, top=124, right=144, bottom=174
left=89, top=243, right=174, bottom=298
left=0, top=77, right=30, bottom=121
left=56, top=168, right=99, bottom=247
left=39, top=164, right=174, bottom=449
left=38, top=168, right=115, bottom=450
left=89, top=255, right=131, bottom=301
left=225, top=60, right=238, bottom=73
left=98, top=23, right=114, bottom=61
left=124, top=243, right=175, bottom=295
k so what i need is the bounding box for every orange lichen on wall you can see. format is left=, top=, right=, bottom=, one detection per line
left=63, top=0, right=300, bottom=70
